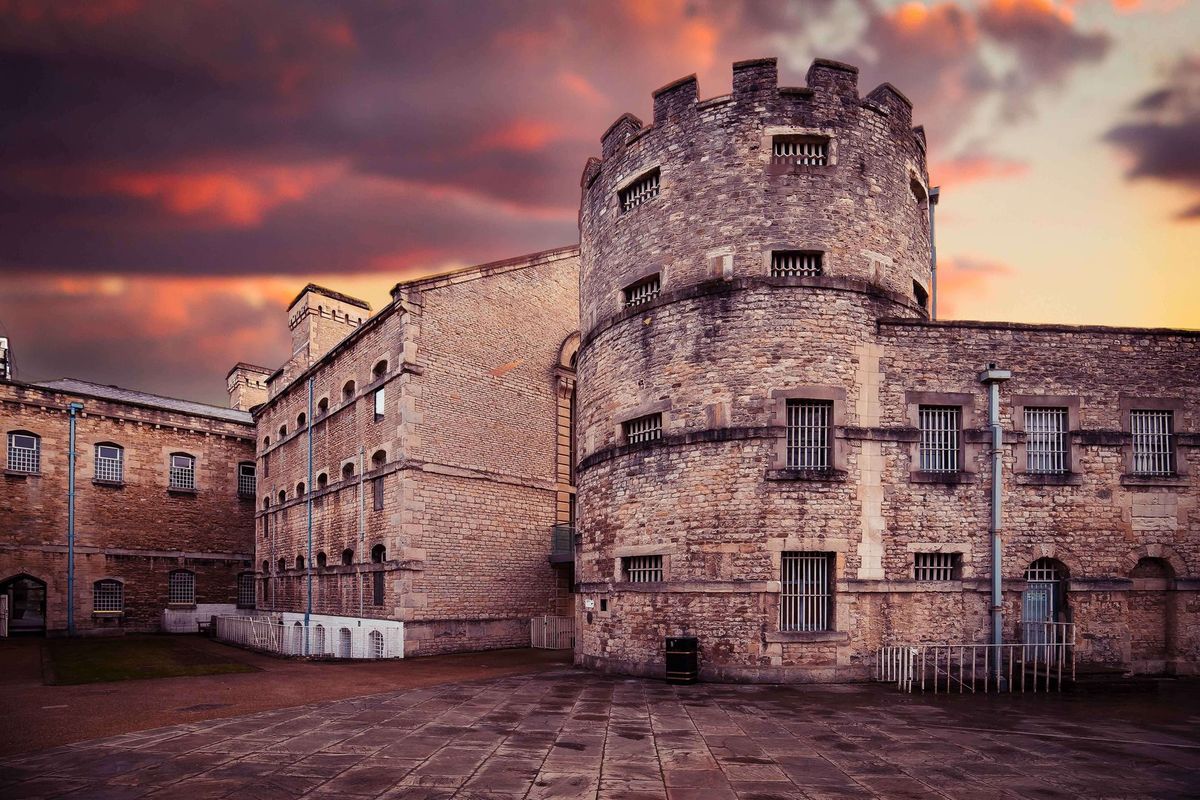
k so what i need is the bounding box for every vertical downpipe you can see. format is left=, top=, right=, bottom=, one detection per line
left=929, top=186, right=940, bottom=321
left=358, top=446, right=365, bottom=619
left=978, top=365, right=1011, bottom=684
left=66, top=401, right=83, bottom=635
left=305, top=377, right=314, bottom=654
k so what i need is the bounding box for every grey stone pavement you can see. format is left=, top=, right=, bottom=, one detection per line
left=2, top=668, right=1199, bottom=800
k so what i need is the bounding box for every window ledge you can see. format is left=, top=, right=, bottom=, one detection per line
left=765, top=631, right=849, bottom=644
left=167, top=487, right=198, bottom=495
left=909, top=471, right=976, bottom=485
left=765, top=468, right=847, bottom=483
left=1121, top=474, right=1186, bottom=488
left=4, top=470, right=38, bottom=478
left=92, top=611, right=124, bottom=617
left=1015, top=472, right=1081, bottom=486
left=93, top=479, right=125, bottom=488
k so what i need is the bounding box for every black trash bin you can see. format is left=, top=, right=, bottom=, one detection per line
left=665, top=636, right=698, bottom=685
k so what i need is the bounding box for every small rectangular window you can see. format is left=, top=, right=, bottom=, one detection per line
left=785, top=400, right=832, bottom=470
left=168, top=571, right=195, bottom=605
left=622, top=274, right=661, bottom=308
left=374, top=387, right=385, bottom=422
left=623, top=555, right=663, bottom=583
left=372, top=476, right=384, bottom=511
left=771, top=251, right=823, bottom=278
left=93, top=580, right=123, bottom=614
left=238, top=463, right=257, bottom=497
left=623, top=413, right=662, bottom=445
left=1025, top=407, right=1068, bottom=474
left=918, top=406, right=960, bottom=473
left=780, top=552, right=832, bottom=631
left=262, top=452, right=270, bottom=478
left=237, top=573, right=256, bottom=608
left=95, top=444, right=123, bottom=483
left=7, top=432, right=40, bottom=474
left=914, top=552, right=960, bottom=582
left=1131, top=410, right=1174, bottom=476
left=372, top=571, right=385, bottom=606
left=619, top=169, right=660, bottom=212
left=772, top=135, right=829, bottom=166
left=169, top=454, right=196, bottom=490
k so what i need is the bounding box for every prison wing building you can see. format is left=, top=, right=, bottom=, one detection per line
left=1, top=57, right=1198, bottom=682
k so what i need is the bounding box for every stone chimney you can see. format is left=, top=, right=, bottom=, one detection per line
left=226, top=363, right=272, bottom=411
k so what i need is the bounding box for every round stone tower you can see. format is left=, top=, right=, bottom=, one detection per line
left=574, top=58, right=933, bottom=682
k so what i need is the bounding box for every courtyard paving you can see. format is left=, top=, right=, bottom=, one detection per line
left=1, top=668, right=1198, bottom=800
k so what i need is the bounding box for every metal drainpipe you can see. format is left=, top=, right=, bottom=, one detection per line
left=358, top=446, right=365, bottom=619
left=66, top=401, right=83, bottom=635
left=929, top=186, right=940, bottom=321
left=304, top=377, right=314, bottom=653
left=978, top=364, right=1011, bottom=683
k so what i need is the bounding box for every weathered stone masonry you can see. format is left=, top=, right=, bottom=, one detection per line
left=573, top=57, right=1199, bottom=682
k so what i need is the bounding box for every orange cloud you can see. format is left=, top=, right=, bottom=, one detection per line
left=470, top=119, right=564, bottom=154
left=559, top=71, right=608, bottom=108
left=935, top=256, right=1015, bottom=317
left=930, top=154, right=1029, bottom=187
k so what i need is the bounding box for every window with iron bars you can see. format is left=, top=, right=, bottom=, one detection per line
left=918, top=406, right=960, bottom=473
left=780, top=552, right=833, bottom=632
left=785, top=399, right=832, bottom=470
left=236, top=573, right=256, bottom=608
left=913, top=552, right=960, bottom=581
left=1025, top=407, right=1068, bottom=474
left=7, top=432, right=40, bottom=474
left=619, top=169, right=660, bottom=212
left=237, top=462, right=256, bottom=497
left=623, top=413, right=662, bottom=445
left=623, top=554, right=663, bottom=583
left=772, top=135, right=829, bottom=166
left=169, top=454, right=196, bottom=490
left=95, top=444, right=123, bottom=483
left=623, top=274, right=661, bottom=308
left=168, top=570, right=195, bottom=605
left=771, top=250, right=823, bottom=278
left=1131, top=410, right=1174, bottom=476
left=93, top=579, right=123, bottom=613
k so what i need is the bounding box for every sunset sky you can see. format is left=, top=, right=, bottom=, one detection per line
left=1, top=0, right=1197, bottom=405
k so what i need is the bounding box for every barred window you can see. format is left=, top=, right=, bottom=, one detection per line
left=169, top=453, right=196, bottom=490
left=237, top=462, right=256, bottom=497
left=772, top=135, right=828, bottom=166
left=7, top=432, right=40, bottom=474
left=623, top=413, right=662, bottom=445
left=168, top=570, right=195, bottom=605
left=622, top=274, right=661, bottom=308
left=918, top=406, right=960, bottom=473
left=780, top=552, right=832, bottom=631
left=236, top=573, right=255, bottom=608
left=619, top=169, right=660, bottom=212
left=95, top=443, right=123, bottom=483
left=914, top=552, right=960, bottom=581
left=771, top=251, right=823, bottom=278
left=93, top=579, right=123, bottom=613
left=1131, top=410, right=1174, bottom=476
left=623, top=555, right=663, bottom=583
left=785, top=400, right=832, bottom=470
left=1025, top=407, right=1068, bottom=474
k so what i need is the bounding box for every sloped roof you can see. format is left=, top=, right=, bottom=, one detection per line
left=34, top=378, right=252, bottom=424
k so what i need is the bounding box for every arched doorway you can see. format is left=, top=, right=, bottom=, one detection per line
left=1129, top=557, right=1174, bottom=674
left=1, top=574, right=47, bottom=635
left=1022, top=558, right=1068, bottom=645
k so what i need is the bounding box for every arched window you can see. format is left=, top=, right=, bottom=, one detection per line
left=343, top=380, right=356, bottom=399
left=167, top=570, right=195, bottom=605
left=342, top=462, right=355, bottom=480
left=316, top=551, right=327, bottom=568
left=1023, top=558, right=1069, bottom=639
left=261, top=559, right=270, bottom=574
left=168, top=453, right=196, bottom=490
left=279, top=424, right=287, bottom=438
left=263, top=436, right=271, bottom=448
left=262, top=496, right=271, bottom=510
left=238, top=462, right=256, bottom=497
left=317, top=397, right=329, bottom=417
left=317, top=472, right=328, bottom=489
left=296, top=481, right=306, bottom=496
left=313, top=624, right=326, bottom=655
left=277, top=557, right=286, bottom=573
left=295, top=555, right=305, bottom=570
left=338, top=627, right=352, bottom=657
left=341, top=548, right=354, bottom=566
left=297, top=412, right=307, bottom=427
left=94, top=443, right=124, bottom=483
left=278, top=489, right=287, bottom=504
left=369, top=629, right=385, bottom=659
left=7, top=431, right=41, bottom=474
left=93, top=579, right=123, bottom=614
left=371, top=450, right=387, bottom=469
left=371, top=544, right=386, bottom=563
left=373, top=360, right=387, bottom=379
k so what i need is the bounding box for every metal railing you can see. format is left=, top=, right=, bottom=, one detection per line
left=214, top=615, right=402, bottom=659
left=531, top=614, right=575, bottom=649
left=876, top=623, right=1075, bottom=694
left=551, top=525, right=574, bottom=558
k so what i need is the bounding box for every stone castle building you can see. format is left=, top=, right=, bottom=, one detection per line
left=2, top=57, right=1196, bottom=681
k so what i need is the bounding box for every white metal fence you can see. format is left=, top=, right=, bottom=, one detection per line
left=530, top=615, right=575, bottom=649
left=215, top=615, right=403, bottom=659
left=876, top=623, right=1075, bottom=694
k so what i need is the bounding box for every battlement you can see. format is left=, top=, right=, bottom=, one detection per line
left=598, top=57, right=919, bottom=161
